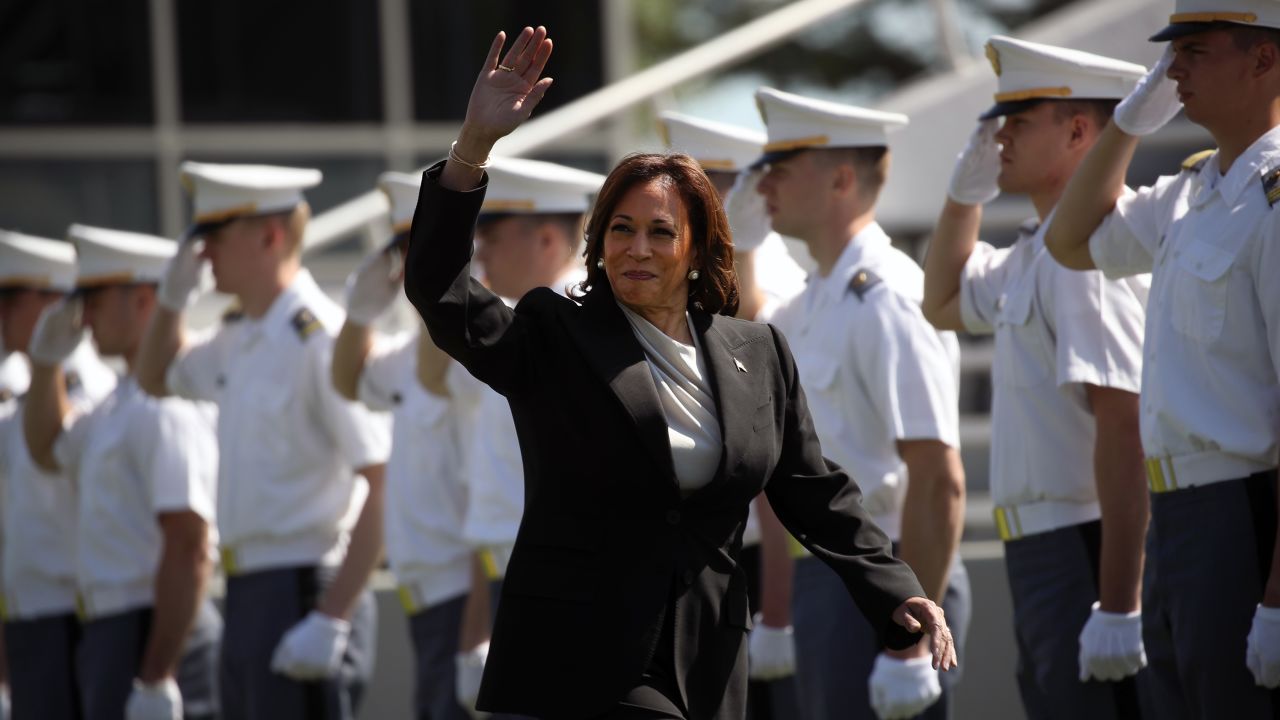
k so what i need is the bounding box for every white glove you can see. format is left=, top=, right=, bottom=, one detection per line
left=157, top=238, right=207, bottom=311
left=125, top=678, right=182, bottom=720
left=270, top=611, right=350, bottom=680
left=748, top=615, right=796, bottom=680
left=344, top=248, right=402, bottom=326
left=724, top=170, right=771, bottom=253
left=868, top=653, right=942, bottom=720
left=1247, top=604, right=1280, bottom=688
left=947, top=119, right=1001, bottom=206
left=29, top=298, right=84, bottom=366
left=1114, top=46, right=1181, bottom=136
left=455, top=641, right=491, bottom=719
left=1078, top=602, right=1147, bottom=682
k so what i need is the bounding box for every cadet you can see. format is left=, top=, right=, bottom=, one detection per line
left=23, top=225, right=221, bottom=720
left=658, top=110, right=805, bottom=718
left=0, top=230, right=115, bottom=720
left=753, top=88, right=969, bottom=720
left=1046, top=1, right=1280, bottom=715
left=452, top=156, right=603, bottom=715
left=921, top=37, right=1152, bottom=719
left=332, top=171, right=490, bottom=720
left=135, top=163, right=392, bottom=720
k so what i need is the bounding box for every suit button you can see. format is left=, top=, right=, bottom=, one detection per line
left=666, top=509, right=681, bottom=526
left=682, top=569, right=695, bottom=585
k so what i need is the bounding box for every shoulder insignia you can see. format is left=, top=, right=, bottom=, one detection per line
left=847, top=268, right=883, bottom=302
left=1180, top=149, right=1215, bottom=173
left=1262, top=166, right=1280, bottom=208
left=291, top=308, right=323, bottom=340
left=221, top=302, right=244, bottom=324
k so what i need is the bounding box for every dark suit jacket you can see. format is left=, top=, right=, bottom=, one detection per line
left=405, top=162, right=926, bottom=720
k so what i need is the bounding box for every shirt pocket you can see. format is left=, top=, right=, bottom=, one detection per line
left=994, top=283, right=1050, bottom=388
left=797, top=356, right=844, bottom=439
left=1169, top=240, right=1234, bottom=342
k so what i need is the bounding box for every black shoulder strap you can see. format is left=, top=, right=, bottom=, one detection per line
left=847, top=268, right=882, bottom=302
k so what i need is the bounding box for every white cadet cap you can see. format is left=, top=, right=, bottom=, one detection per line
left=481, top=157, right=605, bottom=217
left=179, top=161, right=322, bottom=234
left=1150, top=0, right=1280, bottom=41
left=68, top=224, right=176, bottom=287
left=0, top=230, right=77, bottom=291
left=752, top=87, right=908, bottom=167
left=980, top=36, right=1147, bottom=119
left=377, top=171, right=422, bottom=236
left=657, top=112, right=765, bottom=173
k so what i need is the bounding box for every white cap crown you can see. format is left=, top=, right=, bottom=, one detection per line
left=482, top=157, right=605, bottom=215
left=657, top=112, right=765, bottom=172
left=1152, top=0, right=1280, bottom=40
left=753, top=87, right=908, bottom=162
left=377, top=171, right=423, bottom=235
left=180, top=162, right=322, bottom=230
left=67, top=224, right=176, bottom=287
left=0, top=231, right=76, bottom=291
left=982, top=36, right=1146, bottom=116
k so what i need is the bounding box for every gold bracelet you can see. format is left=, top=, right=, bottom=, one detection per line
left=449, top=140, right=491, bottom=170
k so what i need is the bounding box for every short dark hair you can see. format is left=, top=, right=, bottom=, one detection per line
left=814, top=146, right=890, bottom=202
left=574, top=153, right=739, bottom=316
left=1048, top=99, right=1120, bottom=127
left=1226, top=23, right=1280, bottom=52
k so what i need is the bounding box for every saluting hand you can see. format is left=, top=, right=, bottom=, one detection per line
left=345, top=247, right=403, bottom=326
left=892, top=597, right=958, bottom=671
left=457, top=26, right=555, bottom=153
left=947, top=119, right=1001, bottom=206
left=28, top=297, right=85, bottom=367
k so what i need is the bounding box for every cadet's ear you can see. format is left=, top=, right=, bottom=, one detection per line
left=1254, top=38, right=1279, bottom=78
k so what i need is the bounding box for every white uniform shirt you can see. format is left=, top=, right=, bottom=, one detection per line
left=771, top=223, right=961, bottom=540
left=961, top=217, right=1148, bottom=508
left=55, top=378, right=217, bottom=618
left=0, top=344, right=115, bottom=619
left=167, top=269, right=392, bottom=572
left=1089, top=127, right=1280, bottom=484
left=359, top=331, right=481, bottom=608
left=464, top=267, right=585, bottom=568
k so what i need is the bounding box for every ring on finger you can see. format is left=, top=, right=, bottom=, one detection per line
left=497, top=64, right=515, bottom=72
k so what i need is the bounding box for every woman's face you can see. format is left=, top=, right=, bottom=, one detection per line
left=602, top=179, right=696, bottom=314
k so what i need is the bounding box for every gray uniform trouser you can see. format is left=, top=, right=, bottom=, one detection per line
left=220, top=564, right=376, bottom=720
left=1004, top=520, right=1143, bottom=720
left=408, top=593, right=470, bottom=720
left=1139, top=470, right=1279, bottom=720
left=4, top=612, right=82, bottom=720
left=792, top=550, right=970, bottom=720
left=77, top=599, right=222, bottom=720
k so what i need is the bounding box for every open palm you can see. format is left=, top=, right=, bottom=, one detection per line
left=463, top=26, right=555, bottom=146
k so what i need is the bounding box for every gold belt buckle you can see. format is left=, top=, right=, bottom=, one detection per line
left=993, top=506, right=1022, bottom=541
left=220, top=547, right=240, bottom=576
left=1145, top=457, right=1178, bottom=493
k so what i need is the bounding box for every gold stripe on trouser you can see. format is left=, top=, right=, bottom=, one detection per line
left=479, top=550, right=501, bottom=581
left=75, top=594, right=88, bottom=621
left=993, top=506, right=1022, bottom=541
left=220, top=547, right=240, bottom=576
left=397, top=586, right=419, bottom=615
left=1145, top=457, right=1178, bottom=493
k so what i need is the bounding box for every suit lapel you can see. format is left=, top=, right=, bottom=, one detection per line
left=571, top=291, right=678, bottom=487
left=690, top=312, right=758, bottom=492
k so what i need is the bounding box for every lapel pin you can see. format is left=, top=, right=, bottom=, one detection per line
left=734, top=357, right=747, bottom=373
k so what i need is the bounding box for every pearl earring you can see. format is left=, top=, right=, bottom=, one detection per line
left=596, top=258, right=605, bottom=269
left=687, top=269, right=700, bottom=281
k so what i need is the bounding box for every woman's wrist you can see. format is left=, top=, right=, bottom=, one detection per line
left=455, top=126, right=498, bottom=163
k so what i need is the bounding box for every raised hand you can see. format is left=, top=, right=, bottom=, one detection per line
left=947, top=119, right=1001, bottom=206
left=456, top=27, right=555, bottom=157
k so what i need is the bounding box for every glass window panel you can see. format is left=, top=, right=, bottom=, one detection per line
left=0, top=159, right=158, bottom=237
left=409, top=0, right=604, bottom=121
left=177, top=0, right=383, bottom=123
left=0, top=0, right=153, bottom=125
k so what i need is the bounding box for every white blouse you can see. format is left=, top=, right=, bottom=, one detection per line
left=619, top=303, right=722, bottom=494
